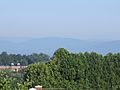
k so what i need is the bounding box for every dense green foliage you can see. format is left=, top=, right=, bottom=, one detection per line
left=0, top=52, right=49, bottom=65
left=24, top=48, right=120, bottom=90
left=0, top=69, right=30, bottom=90
left=1, top=48, right=120, bottom=89
left=0, top=71, right=13, bottom=90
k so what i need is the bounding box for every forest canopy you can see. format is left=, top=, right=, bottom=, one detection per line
left=0, top=52, right=49, bottom=66
left=1, top=48, right=120, bottom=89
left=24, top=48, right=120, bottom=90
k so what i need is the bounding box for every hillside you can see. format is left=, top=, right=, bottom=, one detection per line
left=0, top=37, right=120, bottom=55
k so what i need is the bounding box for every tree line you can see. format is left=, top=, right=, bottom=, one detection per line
left=0, top=52, right=50, bottom=66
left=1, top=48, right=120, bottom=89
left=24, top=48, right=120, bottom=90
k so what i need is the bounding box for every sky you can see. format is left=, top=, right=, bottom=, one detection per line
left=0, top=0, right=120, bottom=40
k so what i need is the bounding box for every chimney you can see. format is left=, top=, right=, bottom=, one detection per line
left=35, top=85, right=42, bottom=90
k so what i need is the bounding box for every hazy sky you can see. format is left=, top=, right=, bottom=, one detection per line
left=0, top=0, right=120, bottom=40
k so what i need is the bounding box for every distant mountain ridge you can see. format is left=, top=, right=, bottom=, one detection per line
left=0, top=37, right=120, bottom=55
